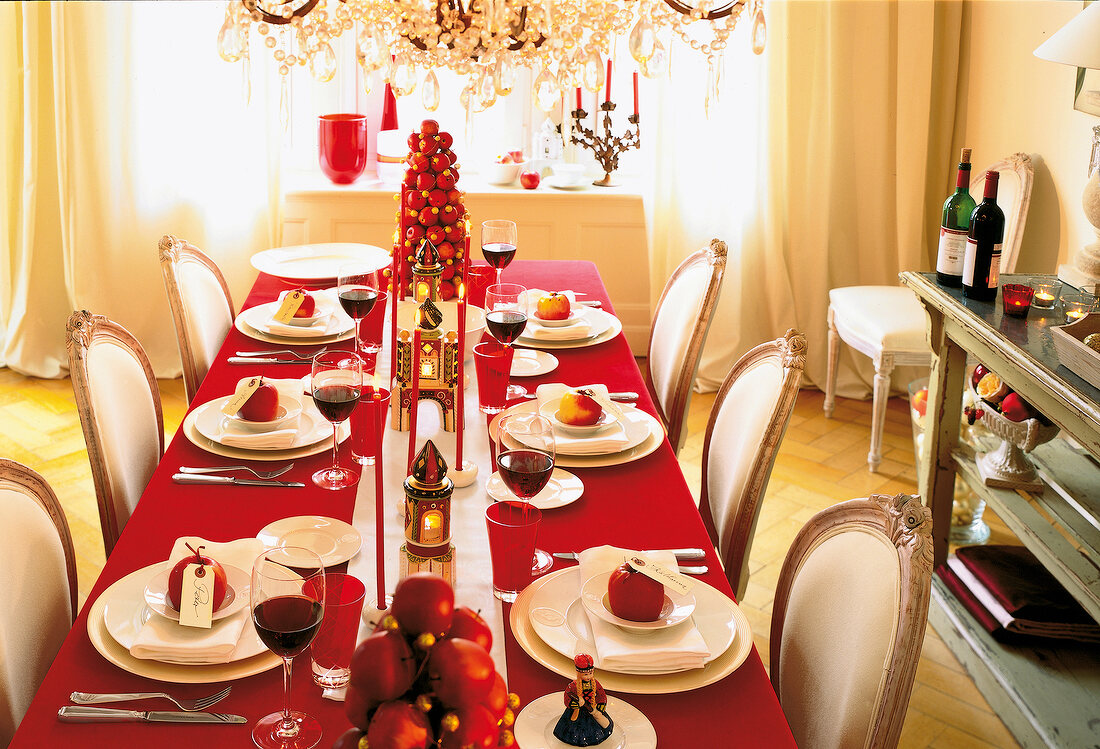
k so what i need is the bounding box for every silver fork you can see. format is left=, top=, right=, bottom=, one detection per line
left=70, top=686, right=232, bottom=712
left=234, top=348, right=327, bottom=360
left=178, top=464, right=294, bottom=479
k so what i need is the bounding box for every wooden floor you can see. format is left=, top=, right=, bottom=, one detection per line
left=0, top=366, right=1020, bottom=748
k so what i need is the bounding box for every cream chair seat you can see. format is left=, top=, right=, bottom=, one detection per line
left=698, top=329, right=806, bottom=601
left=646, top=238, right=727, bottom=454
left=67, top=310, right=164, bottom=557
left=825, top=153, right=1033, bottom=471
left=770, top=493, right=933, bottom=749
left=0, top=460, right=77, bottom=746
left=159, top=234, right=235, bottom=404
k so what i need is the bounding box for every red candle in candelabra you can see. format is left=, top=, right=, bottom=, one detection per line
left=633, top=72, right=639, bottom=117
left=576, top=86, right=582, bottom=111
left=391, top=186, right=406, bottom=382
left=407, top=316, right=422, bottom=473
left=605, top=59, right=612, bottom=103
left=368, top=384, right=387, bottom=608
left=456, top=283, right=466, bottom=468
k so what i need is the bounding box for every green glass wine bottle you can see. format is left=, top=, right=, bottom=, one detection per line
left=936, top=148, right=976, bottom=287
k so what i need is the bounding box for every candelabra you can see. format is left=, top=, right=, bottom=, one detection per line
left=570, top=102, right=640, bottom=187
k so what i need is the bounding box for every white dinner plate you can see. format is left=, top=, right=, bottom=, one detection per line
left=182, top=407, right=349, bottom=462
left=511, top=349, right=559, bottom=378
left=193, top=396, right=333, bottom=451
left=256, top=516, right=362, bottom=567
left=143, top=564, right=251, bottom=623
left=544, top=176, right=589, bottom=191
left=520, top=309, right=612, bottom=344
left=237, top=300, right=355, bottom=342
left=251, top=243, right=391, bottom=283
left=581, top=571, right=697, bottom=633
left=486, top=468, right=584, bottom=510
left=514, top=694, right=656, bottom=749
left=516, top=309, right=623, bottom=350
left=93, top=563, right=278, bottom=681
left=512, top=567, right=752, bottom=693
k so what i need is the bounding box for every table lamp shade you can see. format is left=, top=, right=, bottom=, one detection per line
left=1034, top=2, right=1100, bottom=70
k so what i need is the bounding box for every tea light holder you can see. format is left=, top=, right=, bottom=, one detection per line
left=1063, top=292, right=1098, bottom=323
left=1001, top=284, right=1034, bottom=318
left=1028, top=277, right=1060, bottom=309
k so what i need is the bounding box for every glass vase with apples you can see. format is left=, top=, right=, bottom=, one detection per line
left=484, top=283, right=529, bottom=399
left=495, top=413, right=556, bottom=575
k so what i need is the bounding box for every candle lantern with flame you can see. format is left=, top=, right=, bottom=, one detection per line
left=400, top=439, right=455, bottom=584
left=1001, top=284, right=1034, bottom=319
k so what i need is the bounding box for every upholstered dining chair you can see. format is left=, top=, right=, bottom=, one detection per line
left=66, top=310, right=165, bottom=556
left=824, top=153, right=1034, bottom=472
left=159, top=234, right=235, bottom=404
left=698, top=329, right=806, bottom=601
left=0, top=459, right=77, bottom=746
left=646, top=238, right=727, bottom=454
left=770, top=493, right=933, bottom=749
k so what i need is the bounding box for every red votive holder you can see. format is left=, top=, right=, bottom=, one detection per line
left=318, top=114, right=368, bottom=184
left=465, top=265, right=496, bottom=309
left=351, top=386, right=391, bottom=466
left=1001, top=284, right=1033, bottom=318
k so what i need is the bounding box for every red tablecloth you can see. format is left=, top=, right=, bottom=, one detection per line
left=13, top=260, right=795, bottom=748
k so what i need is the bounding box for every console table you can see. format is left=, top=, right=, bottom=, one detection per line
left=900, top=272, right=1100, bottom=748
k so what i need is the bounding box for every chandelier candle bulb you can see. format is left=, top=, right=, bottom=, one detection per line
left=576, top=87, right=583, bottom=110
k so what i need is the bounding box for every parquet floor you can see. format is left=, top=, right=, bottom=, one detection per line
left=0, top=365, right=1020, bottom=748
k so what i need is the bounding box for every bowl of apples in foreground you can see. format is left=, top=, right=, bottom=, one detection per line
left=223, top=377, right=302, bottom=433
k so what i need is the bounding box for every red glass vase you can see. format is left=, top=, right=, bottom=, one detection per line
left=318, top=114, right=368, bottom=184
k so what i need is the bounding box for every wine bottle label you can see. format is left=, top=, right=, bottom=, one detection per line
left=963, top=240, right=1003, bottom=290
left=989, top=245, right=1002, bottom=288
left=936, top=228, right=967, bottom=275
left=178, top=563, right=215, bottom=629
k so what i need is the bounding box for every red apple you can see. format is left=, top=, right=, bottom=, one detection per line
left=420, top=119, right=440, bottom=135
left=406, top=191, right=428, bottom=210
left=391, top=573, right=455, bottom=635
left=440, top=280, right=455, bottom=300
left=607, top=562, right=665, bottom=622
left=495, top=153, right=513, bottom=164
left=344, top=684, right=376, bottom=731
left=417, top=207, right=440, bottom=227
left=436, top=169, right=457, bottom=190
left=403, top=169, right=418, bottom=189
left=427, top=189, right=448, bottom=207
left=430, top=153, right=451, bottom=172
left=407, top=152, right=430, bottom=173
left=441, top=264, right=456, bottom=281
left=349, top=630, right=416, bottom=701
left=536, top=292, right=570, bottom=321
left=971, top=363, right=989, bottom=389
left=367, top=701, right=432, bottom=749
left=406, top=225, right=426, bottom=242
left=443, top=223, right=464, bottom=243
left=407, top=132, right=422, bottom=151
left=419, top=136, right=440, bottom=156
left=439, top=205, right=460, bottom=225
left=557, top=390, right=603, bottom=427
left=238, top=377, right=280, bottom=422
left=166, top=543, right=228, bottom=612
left=446, top=606, right=492, bottom=652
left=436, top=241, right=457, bottom=261
left=415, top=172, right=436, bottom=191
left=425, top=226, right=446, bottom=245
left=333, top=728, right=367, bottom=749
left=428, top=638, right=496, bottom=709
left=291, top=289, right=316, bottom=318
left=446, top=188, right=463, bottom=206
left=1000, top=392, right=1036, bottom=422
left=440, top=704, right=499, bottom=749
left=520, top=170, right=540, bottom=189
left=911, top=387, right=928, bottom=418
left=438, top=131, right=454, bottom=148
left=480, top=672, right=507, bottom=720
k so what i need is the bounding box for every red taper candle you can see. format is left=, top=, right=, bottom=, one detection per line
left=407, top=317, right=422, bottom=474
left=605, top=59, right=612, bottom=103
left=371, top=386, right=385, bottom=608
left=633, top=72, right=639, bottom=116
left=455, top=283, right=466, bottom=469
left=575, top=86, right=582, bottom=110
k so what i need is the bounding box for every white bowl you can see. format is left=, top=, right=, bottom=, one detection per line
left=223, top=393, right=302, bottom=433
left=275, top=291, right=326, bottom=327
left=550, top=163, right=586, bottom=186
left=396, top=300, right=486, bottom=360
left=484, top=161, right=524, bottom=186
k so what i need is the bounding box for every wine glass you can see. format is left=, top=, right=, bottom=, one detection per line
left=311, top=350, right=363, bottom=490
left=481, top=219, right=517, bottom=285
left=485, top=283, right=529, bottom=399
left=337, top=263, right=380, bottom=355
left=495, top=412, right=556, bottom=575
left=251, top=547, right=326, bottom=749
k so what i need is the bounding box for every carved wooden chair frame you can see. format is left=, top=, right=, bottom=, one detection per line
left=645, top=238, right=727, bottom=454
left=0, top=459, right=78, bottom=621
left=66, top=310, right=164, bottom=556
left=698, top=329, right=806, bottom=601
left=158, top=234, right=236, bottom=404
left=770, top=493, right=933, bottom=749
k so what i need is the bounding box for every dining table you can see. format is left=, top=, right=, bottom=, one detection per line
left=11, top=259, right=796, bottom=748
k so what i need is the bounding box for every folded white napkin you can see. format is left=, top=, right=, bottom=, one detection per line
left=216, top=381, right=303, bottom=449
left=578, top=545, right=710, bottom=673
left=535, top=384, right=630, bottom=455
left=261, top=290, right=347, bottom=337
left=131, top=536, right=265, bottom=664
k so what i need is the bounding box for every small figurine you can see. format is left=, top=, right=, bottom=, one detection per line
left=552, top=654, right=614, bottom=746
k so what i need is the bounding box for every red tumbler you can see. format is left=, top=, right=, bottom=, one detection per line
left=318, top=114, right=368, bottom=184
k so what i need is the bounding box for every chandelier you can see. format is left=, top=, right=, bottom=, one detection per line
left=216, top=0, right=765, bottom=111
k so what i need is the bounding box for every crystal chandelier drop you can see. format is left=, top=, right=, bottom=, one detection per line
left=217, top=0, right=764, bottom=107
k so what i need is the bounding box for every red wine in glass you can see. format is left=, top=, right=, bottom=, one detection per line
left=252, top=595, right=324, bottom=658
left=482, top=242, right=517, bottom=269
left=497, top=449, right=554, bottom=499
left=338, top=287, right=378, bottom=319
left=485, top=310, right=528, bottom=345
left=312, top=384, right=361, bottom=423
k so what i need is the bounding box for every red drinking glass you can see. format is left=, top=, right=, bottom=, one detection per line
left=318, top=114, right=368, bottom=185
left=351, top=385, right=391, bottom=466
left=474, top=341, right=514, bottom=414
left=358, top=289, right=389, bottom=356
left=307, top=573, right=366, bottom=689
left=465, top=265, right=496, bottom=309
left=1001, top=284, right=1033, bottom=319
left=485, top=501, right=543, bottom=602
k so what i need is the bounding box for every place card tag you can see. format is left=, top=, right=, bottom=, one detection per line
left=627, top=556, right=694, bottom=596
left=178, top=563, right=215, bottom=629
left=272, top=290, right=307, bottom=324
left=222, top=377, right=261, bottom=416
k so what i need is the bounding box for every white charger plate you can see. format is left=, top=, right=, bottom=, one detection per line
left=182, top=407, right=349, bottom=461
left=93, top=563, right=278, bottom=681
left=521, top=309, right=610, bottom=344
left=143, top=564, right=251, bottom=623
left=251, top=243, right=391, bottom=283
left=257, top=516, right=362, bottom=567
left=511, top=567, right=752, bottom=693
left=486, top=468, right=584, bottom=510
left=511, top=349, right=559, bottom=378
left=516, top=309, right=623, bottom=350
left=581, top=571, right=697, bottom=633
left=514, top=694, right=656, bottom=749
left=237, top=300, right=355, bottom=341
left=193, top=396, right=333, bottom=450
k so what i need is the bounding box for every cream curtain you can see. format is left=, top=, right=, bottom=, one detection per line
left=646, top=0, right=963, bottom=398
left=1, top=2, right=282, bottom=378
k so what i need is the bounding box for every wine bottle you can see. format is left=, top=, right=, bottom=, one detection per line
left=962, top=171, right=1005, bottom=302
left=936, top=148, right=975, bottom=287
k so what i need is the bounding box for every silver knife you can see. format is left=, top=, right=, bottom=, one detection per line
left=522, top=392, right=639, bottom=403
left=58, top=706, right=246, bottom=724
left=172, top=473, right=304, bottom=488
left=552, top=548, right=707, bottom=561
left=227, top=357, right=303, bottom=365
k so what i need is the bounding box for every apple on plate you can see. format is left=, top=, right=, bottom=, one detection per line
left=607, top=562, right=665, bottom=622
left=558, top=390, right=603, bottom=426
left=167, top=543, right=229, bottom=612
left=237, top=377, right=279, bottom=422
left=494, top=153, right=513, bottom=164
left=519, top=170, right=540, bottom=189
left=291, top=289, right=316, bottom=318
left=536, top=292, right=570, bottom=321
